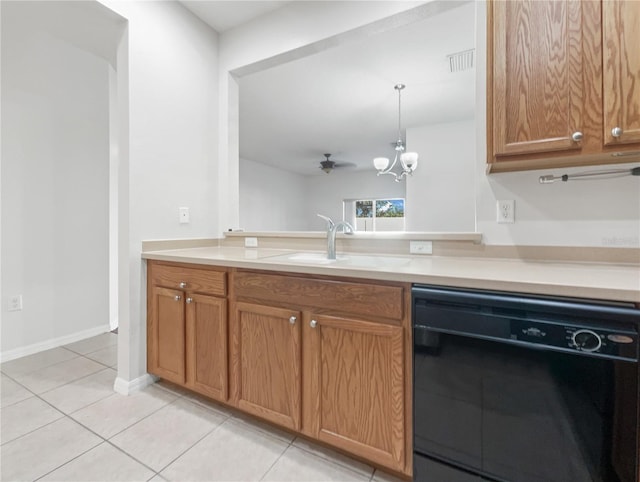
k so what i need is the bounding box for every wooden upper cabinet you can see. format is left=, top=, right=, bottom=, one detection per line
left=232, top=302, right=302, bottom=431
left=602, top=1, right=640, bottom=146
left=488, top=0, right=640, bottom=172
left=491, top=0, right=585, bottom=157
left=304, top=314, right=405, bottom=472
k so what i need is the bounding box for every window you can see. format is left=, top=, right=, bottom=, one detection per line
left=347, top=198, right=405, bottom=232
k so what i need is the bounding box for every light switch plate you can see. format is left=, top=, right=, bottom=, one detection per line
left=179, top=207, right=190, bottom=224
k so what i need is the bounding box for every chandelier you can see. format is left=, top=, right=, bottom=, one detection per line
left=373, top=83, right=419, bottom=182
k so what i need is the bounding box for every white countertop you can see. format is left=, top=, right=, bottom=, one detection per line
left=142, top=246, right=640, bottom=304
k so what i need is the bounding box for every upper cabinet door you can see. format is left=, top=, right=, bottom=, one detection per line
left=602, top=0, right=640, bottom=146
left=491, top=0, right=584, bottom=157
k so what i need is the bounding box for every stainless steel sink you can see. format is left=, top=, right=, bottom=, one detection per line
left=265, top=252, right=412, bottom=268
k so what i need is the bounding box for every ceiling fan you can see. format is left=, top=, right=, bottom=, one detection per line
left=319, top=153, right=356, bottom=174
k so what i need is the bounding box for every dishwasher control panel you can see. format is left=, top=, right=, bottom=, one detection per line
left=510, top=319, right=638, bottom=361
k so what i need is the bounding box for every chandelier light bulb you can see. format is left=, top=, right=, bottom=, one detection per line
left=373, top=157, right=390, bottom=171
left=401, top=152, right=419, bottom=171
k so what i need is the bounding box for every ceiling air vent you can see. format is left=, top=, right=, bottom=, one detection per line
left=447, top=48, right=475, bottom=73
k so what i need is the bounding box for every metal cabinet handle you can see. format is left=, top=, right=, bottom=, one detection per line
left=289, top=316, right=296, bottom=325
left=179, top=282, right=187, bottom=289
left=174, top=295, right=182, bottom=301
left=186, top=297, right=193, bottom=304
left=310, top=319, right=317, bottom=328
left=612, top=127, right=623, bottom=138
left=571, top=131, right=583, bottom=141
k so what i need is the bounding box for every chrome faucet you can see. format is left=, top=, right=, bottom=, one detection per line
left=317, top=214, right=354, bottom=259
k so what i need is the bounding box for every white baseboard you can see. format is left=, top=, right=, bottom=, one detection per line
left=113, top=373, right=158, bottom=395
left=0, top=324, right=112, bottom=363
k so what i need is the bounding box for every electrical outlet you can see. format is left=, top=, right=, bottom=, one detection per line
left=410, top=241, right=433, bottom=255
left=8, top=295, right=23, bottom=312
left=497, top=200, right=515, bottom=223
left=245, top=237, right=258, bottom=248
left=179, top=207, right=190, bottom=224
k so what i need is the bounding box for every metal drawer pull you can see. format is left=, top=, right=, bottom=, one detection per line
left=186, top=297, right=193, bottom=304
left=179, top=282, right=187, bottom=288
left=289, top=316, right=296, bottom=325
left=310, top=319, right=317, bottom=328
left=174, top=295, right=181, bottom=301
left=571, top=131, right=583, bottom=141
left=611, top=127, right=623, bottom=138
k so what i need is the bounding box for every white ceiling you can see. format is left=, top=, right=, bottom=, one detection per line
left=5, top=1, right=125, bottom=66
left=179, top=1, right=476, bottom=176
left=179, top=1, right=291, bottom=32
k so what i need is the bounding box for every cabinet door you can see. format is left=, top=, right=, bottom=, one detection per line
left=305, top=314, right=405, bottom=472
left=185, top=294, right=227, bottom=401
left=602, top=0, right=640, bottom=146
left=491, top=0, right=584, bottom=157
left=233, top=302, right=302, bottom=430
left=148, top=286, right=185, bottom=384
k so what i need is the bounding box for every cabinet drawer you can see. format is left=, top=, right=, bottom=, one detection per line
left=234, top=271, right=404, bottom=321
left=150, top=262, right=226, bottom=297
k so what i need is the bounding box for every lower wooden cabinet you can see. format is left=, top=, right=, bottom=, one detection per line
left=185, top=294, right=227, bottom=401
left=232, top=302, right=302, bottom=430
left=231, top=270, right=412, bottom=475
left=304, top=314, right=405, bottom=471
left=148, top=286, right=186, bottom=385
left=147, top=261, right=229, bottom=402
left=147, top=262, right=412, bottom=476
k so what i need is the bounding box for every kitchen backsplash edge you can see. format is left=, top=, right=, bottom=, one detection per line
left=141, top=235, right=639, bottom=265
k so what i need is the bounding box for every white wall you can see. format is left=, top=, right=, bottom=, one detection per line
left=218, top=1, right=432, bottom=233
left=100, top=0, right=220, bottom=388
left=473, top=1, right=640, bottom=247
left=405, top=120, right=476, bottom=232
left=239, top=158, right=308, bottom=231
left=231, top=1, right=640, bottom=249
left=1, top=4, right=111, bottom=356
left=476, top=165, right=640, bottom=246
left=305, top=171, right=405, bottom=231
left=240, top=158, right=405, bottom=232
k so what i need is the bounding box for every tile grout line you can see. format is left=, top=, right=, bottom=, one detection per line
left=4, top=339, right=386, bottom=482
left=2, top=355, right=110, bottom=397
left=104, top=438, right=163, bottom=478
left=0, top=347, right=83, bottom=379
left=153, top=410, right=232, bottom=477
left=32, top=437, right=104, bottom=482
left=2, top=354, right=116, bottom=447
left=67, top=384, right=179, bottom=441
left=258, top=434, right=296, bottom=481
left=25, top=359, right=165, bottom=480
left=2, top=348, right=165, bottom=480
left=291, top=439, right=376, bottom=480
left=14, top=345, right=119, bottom=480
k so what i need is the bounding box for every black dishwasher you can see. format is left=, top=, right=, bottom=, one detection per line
left=412, top=285, right=640, bottom=482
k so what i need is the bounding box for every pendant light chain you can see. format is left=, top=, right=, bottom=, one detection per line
left=396, top=84, right=405, bottom=149
left=397, top=85, right=402, bottom=145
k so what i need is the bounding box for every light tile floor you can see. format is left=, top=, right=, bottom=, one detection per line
left=1, top=333, right=404, bottom=482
